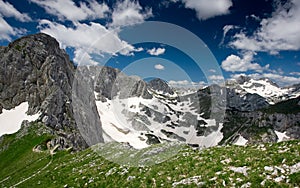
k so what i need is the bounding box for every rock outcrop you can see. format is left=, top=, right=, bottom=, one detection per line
left=0, top=33, right=87, bottom=150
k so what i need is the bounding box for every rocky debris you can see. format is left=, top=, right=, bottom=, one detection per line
left=172, top=176, right=204, bottom=187
left=229, top=166, right=249, bottom=176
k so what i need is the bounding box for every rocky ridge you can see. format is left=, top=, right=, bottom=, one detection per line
left=0, top=33, right=299, bottom=150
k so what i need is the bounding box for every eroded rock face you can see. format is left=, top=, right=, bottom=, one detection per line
left=148, top=78, right=174, bottom=95
left=94, top=66, right=152, bottom=100
left=0, top=33, right=87, bottom=150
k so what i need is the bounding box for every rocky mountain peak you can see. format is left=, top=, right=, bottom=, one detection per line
left=148, top=78, right=174, bottom=95
left=235, top=75, right=251, bottom=84
left=0, top=33, right=86, bottom=150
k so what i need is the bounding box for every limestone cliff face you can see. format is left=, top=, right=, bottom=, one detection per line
left=0, top=33, right=87, bottom=150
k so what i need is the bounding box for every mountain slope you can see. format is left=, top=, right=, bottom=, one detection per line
left=0, top=123, right=299, bottom=187
left=0, top=33, right=299, bottom=151
left=226, top=76, right=300, bottom=104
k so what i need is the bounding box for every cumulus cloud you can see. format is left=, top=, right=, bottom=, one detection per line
left=168, top=80, right=205, bottom=88
left=0, top=0, right=31, bottom=22
left=208, top=75, right=224, bottom=81
left=229, top=0, right=300, bottom=54
left=109, top=0, right=152, bottom=28
left=154, top=64, right=165, bottom=70
left=0, top=17, right=15, bottom=40
left=290, top=72, right=300, bottom=76
left=221, top=52, right=269, bottom=72
left=0, top=1, right=29, bottom=41
left=180, top=0, right=232, bottom=20
left=30, top=0, right=109, bottom=22
left=73, top=48, right=98, bottom=65
left=38, top=20, right=139, bottom=64
left=147, top=48, right=166, bottom=56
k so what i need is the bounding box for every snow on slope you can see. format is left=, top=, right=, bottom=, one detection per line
left=0, top=102, right=41, bottom=137
left=95, top=99, right=149, bottom=149
left=95, top=90, right=224, bottom=149
left=233, top=135, right=248, bottom=146
left=236, top=79, right=290, bottom=104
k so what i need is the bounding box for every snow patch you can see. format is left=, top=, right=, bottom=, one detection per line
left=233, top=135, right=248, bottom=146
left=275, top=131, right=290, bottom=142
left=0, top=102, right=40, bottom=137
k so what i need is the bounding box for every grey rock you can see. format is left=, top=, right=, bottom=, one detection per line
left=0, top=33, right=87, bottom=150
left=148, top=78, right=174, bottom=95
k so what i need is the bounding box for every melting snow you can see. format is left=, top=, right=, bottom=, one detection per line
left=0, top=102, right=40, bottom=137
left=95, top=92, right=223, bottom=149
left=233, top=135, right=248, bottom=146
left=275, top=131, right=290, bottom=142
left=95, top=99, right=149, bottom=149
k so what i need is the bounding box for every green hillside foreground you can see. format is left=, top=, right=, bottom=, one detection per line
left=0, top=123, right=299, bottom=187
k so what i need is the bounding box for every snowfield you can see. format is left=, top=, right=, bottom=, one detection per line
left=0, top=102, right=40, bottom=137
left=95, top=92, right=224, bottom=149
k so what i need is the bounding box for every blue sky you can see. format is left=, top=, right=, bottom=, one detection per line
left=0, top=0, right=300, bottom=86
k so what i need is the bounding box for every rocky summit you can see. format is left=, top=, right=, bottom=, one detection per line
left=0, top=33, right=86, bottom=150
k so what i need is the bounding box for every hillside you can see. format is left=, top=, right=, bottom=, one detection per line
left=0, top=122, right=299, bottom=187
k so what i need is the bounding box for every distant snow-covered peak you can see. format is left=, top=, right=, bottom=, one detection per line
left=227, top=76, right=298, bottom=104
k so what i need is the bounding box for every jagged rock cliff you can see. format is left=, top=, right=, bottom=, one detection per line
left=0, top=33, right=87, bottom=150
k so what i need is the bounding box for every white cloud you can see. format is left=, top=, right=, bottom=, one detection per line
left=180, top=0, right=232, bottom=20
left=38, top=20, right=138, bottom=64
left=221, top=52, right=269, bottom=72
left=229, top=0, right=300, bottom=54
left=0, top=16, right=15, bottom=40
left=147, top=48, right=166, bottom=56
left=30, top=0, right=109, bottom=22
left=208, top=75, right=224, bottom=81
left=0, top=17, right=26, bottom=41
left=0, top=0, right=31, bottom=22
left=289, top=72, right=300, bottom=76
left=154, top=64, right=165, bottom=70
left=109, top=0, right=152, bottom=28
left=209, top=69, right=216, bottom=73
left=73, top=48, right=98, bottom=65
left=168, top=80, right=205, bottom=88
left=263, top=73, right=300, bottom=86
left=0, top=0, right=30, bottom=40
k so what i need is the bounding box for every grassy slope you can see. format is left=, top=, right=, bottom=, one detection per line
left=0, top=124, right=300, bottom=187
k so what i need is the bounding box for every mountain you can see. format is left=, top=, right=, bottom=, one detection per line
left=0, top=33, right=300, bottom=152
left=226, top=75, right=300, bottom=104
left=1, top=33, right=300, bottom=187
left=0, top=33, right=86, bottom=150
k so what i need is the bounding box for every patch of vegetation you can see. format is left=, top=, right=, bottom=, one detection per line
left=14, top=44, right=22, bottom=51
left=0, top=123, right=300, bottom=187
left=0, top=123, right=53, bottom=187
